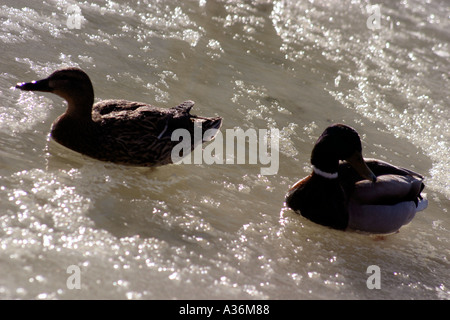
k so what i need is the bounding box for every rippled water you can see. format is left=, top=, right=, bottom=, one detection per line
left=0, top=0, right=449, bottom=299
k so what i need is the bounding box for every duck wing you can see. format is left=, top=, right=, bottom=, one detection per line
left=339, top=158, right=425, bottom=205
left=364, top=158, right=424, bottom=179
left=351, top=174, right=424, bottom=206
left=93, top=99, right=153, bottom=116
left=93, top=99, right=197, bottom=138
left=342, top=159, right=428, bottom=234
left=88, top=100, right=188, bottom=165
left=89, top=100, right=222, bottom=166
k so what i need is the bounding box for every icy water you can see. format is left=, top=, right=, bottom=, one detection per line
left=0, top=0, right=449, bottom=300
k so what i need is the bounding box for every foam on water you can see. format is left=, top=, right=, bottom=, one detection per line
left=270, top=0, right=450, bottom=198
left=0, top=0, right=449, bottom=300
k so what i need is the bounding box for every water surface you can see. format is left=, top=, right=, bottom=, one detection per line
left=0, top=0, right=449, bottom=299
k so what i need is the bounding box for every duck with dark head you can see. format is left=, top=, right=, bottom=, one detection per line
left=286, top=124, right=427, bottom=234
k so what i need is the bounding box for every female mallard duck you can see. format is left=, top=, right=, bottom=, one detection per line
left=285, top=124, right=428, bottom=234
left=15, top=67, right=222, bottom=166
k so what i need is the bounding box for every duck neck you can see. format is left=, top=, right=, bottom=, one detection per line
left=60, top=88, right=94, bottom=121
left=311, top=146, right=340, bottom=179
left=312, top=165, right=338, bottom=179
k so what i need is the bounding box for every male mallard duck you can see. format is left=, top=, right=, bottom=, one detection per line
left=16, top=67, right=222, bottom=166
left=285, top=124, right=428, bottom=234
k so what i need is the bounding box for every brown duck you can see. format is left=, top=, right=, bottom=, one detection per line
left=16, top=67, right=222, bottom=166
left=286, top=124, right=428, bottom=234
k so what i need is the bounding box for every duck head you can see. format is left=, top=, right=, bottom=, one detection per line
left=311, top=124, right=377, bottom=182
left=16, top=67, right=94, bottom=119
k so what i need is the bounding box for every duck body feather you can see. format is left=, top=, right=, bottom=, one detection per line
left=51, top=99, right=216, bottom=166
left=286, top=159, right=427, bottom=234
left=345, top=159, right=426, bottom=233
left=286, top=173, right=349, bottom=230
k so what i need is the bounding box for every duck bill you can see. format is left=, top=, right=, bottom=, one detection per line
left=15, top=78, right=52, bottom=92
left=346, top=151, right=377, bottom=182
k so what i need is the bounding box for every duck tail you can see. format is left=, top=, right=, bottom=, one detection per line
left=172, top=100, right=223, bottom=142
left=174, top=100, right=195, bottom=114
left=194, top=116, right=223, bottom=142
left=416, top=194, right=428, bottom=212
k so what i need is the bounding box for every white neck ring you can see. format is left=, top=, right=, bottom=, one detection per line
left=312, top=165, right=338, bottom=179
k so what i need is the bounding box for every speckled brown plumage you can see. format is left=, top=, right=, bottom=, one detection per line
left=16, top=68, right=222, bottom=166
